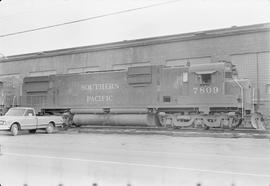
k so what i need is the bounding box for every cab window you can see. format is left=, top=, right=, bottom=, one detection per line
left=25, top=109, right=34, bottom=116
left=194, top=70, right=216, bottom=85
left=201, top=74, right=211, bottom=84
left=196, top=73, right=212, bottom=85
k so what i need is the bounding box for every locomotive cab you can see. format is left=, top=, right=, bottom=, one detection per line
left=189, top=62, right=230, bottom=113
left=158, top=61, right=258, bottom=129
left=188, top=61, right=252, bottom=115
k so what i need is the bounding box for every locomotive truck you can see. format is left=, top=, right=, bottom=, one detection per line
left=20, top=61, right=266, bottom=130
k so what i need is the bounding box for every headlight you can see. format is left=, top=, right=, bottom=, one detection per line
left=0, top=120, right=6, bottom=125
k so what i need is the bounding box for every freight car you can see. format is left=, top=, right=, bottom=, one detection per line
left=21, top=61, right=266, bottom=130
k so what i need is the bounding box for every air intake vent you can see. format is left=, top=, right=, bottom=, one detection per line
left=163, top=96, right=171, bottom=102
left=127, top=66, right=152, bottom=86
left=225, top=72, right=232, bottom=78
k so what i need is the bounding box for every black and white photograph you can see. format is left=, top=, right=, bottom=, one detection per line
left=0, top=0, right=270, bottom=185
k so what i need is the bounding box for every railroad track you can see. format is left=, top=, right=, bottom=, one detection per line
left=76, top=125, right=269, bottom=134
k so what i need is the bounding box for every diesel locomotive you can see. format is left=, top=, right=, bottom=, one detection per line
left=21, top=61, right=266, bottom=130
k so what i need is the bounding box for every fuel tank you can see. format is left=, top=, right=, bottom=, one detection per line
left=73, top=113, right=157, bottom=126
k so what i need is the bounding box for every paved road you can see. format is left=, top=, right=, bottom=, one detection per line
left=0, top=131, right=270, bottom=186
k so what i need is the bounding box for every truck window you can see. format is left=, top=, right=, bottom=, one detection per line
left=5, top=109, right=26, bottom=116
left=25, top=109, right=34, bottom=116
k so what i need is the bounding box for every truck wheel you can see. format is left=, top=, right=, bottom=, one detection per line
left=46, top=123, right=54, bottom=134
left=29, top=129, right=37, bottom=134
left=11, top=124, right=19, bottom=136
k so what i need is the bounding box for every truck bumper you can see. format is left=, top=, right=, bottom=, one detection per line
left=0, top=125, right=10, bottom=131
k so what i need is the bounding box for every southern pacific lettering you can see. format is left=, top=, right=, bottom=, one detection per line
left=81, top=83, right=120, bottom=91
left=87, top=95, right=113, bottom=103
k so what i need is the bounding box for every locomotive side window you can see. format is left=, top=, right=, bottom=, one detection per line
left=195, top=71, right=216, bottom=85
left=183, top=72, right=188, bottom=82
left=201, top=74, right=211, bottom=84
left=196, top=73, right=212, bottom=85
left=163, top=96, right=171, bottom=102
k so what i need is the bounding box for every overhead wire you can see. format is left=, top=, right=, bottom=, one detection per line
left=0, top=0, right=182, bottom=38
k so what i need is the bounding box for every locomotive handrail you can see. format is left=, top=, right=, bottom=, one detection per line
left=233, top=78, right=244, bottom=118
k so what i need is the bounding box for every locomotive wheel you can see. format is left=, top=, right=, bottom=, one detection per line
left=251, top=113, right=265, bottom=130
left=157, top=114, right=170, bottom=127
left=231, top=118, right=243, bottom=129
left=220, top=117, right=231, bottom=129
left=172, top=115, right=194, bottom=127
left=158, top=114, right=196, bottom=128
left=193, top=118, right=204, bottom=128
left=203, top=116, right=221, bottom=128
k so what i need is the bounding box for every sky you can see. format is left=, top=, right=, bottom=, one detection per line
left=0, top=0, right=270, bottom=56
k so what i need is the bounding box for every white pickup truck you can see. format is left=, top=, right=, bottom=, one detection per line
left=0, top=107, right=63, bottom=136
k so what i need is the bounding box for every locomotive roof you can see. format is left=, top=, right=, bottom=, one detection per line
left=189, top=62, right=227, bottom=73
